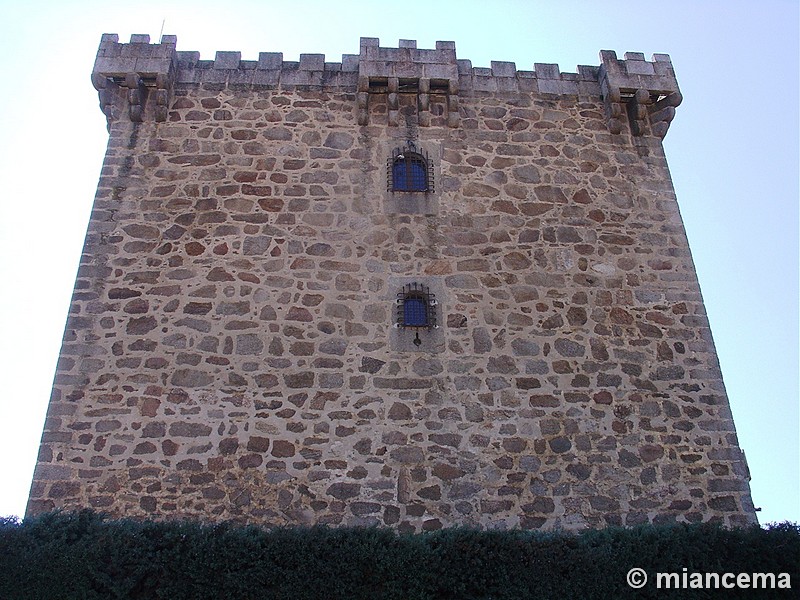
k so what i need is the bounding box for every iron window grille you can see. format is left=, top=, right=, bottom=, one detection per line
left=387, top=143, right=434, bottom=192
left=395, top=282, right=438, bottom=346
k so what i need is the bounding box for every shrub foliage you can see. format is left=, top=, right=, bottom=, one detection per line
left=0, top=511, right=797, bottom=599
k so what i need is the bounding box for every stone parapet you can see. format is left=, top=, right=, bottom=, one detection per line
left=172, top=51, right=361, bottom=91
left=90, top=35, right=681, bottom=136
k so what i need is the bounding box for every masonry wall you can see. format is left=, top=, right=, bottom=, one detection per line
left=27, top=36, right=757, bottom=532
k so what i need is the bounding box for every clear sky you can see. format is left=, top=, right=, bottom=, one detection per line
left=0, top=0, right=797, bottom=525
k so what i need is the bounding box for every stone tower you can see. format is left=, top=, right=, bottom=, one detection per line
left=27, top=34, right=757, bottom=531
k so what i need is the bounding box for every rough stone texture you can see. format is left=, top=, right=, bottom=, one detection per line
left=26, top=35, right=756, bottom=532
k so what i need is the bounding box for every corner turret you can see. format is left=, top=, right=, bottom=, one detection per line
left=91, top=33, right=178, bottom=127
left=599, top=51, right=682, bottom=138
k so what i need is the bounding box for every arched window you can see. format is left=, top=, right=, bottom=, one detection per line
left=388, top=144, right=433, bottom=192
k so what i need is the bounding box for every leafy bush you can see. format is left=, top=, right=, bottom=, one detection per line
left=0, top=511, right=796, bottom=599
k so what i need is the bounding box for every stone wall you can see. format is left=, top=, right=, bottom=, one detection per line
left=27, top=36, right=757, bottom=532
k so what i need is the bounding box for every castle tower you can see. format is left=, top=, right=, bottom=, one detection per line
left=27, top=35, right=757, bottom=531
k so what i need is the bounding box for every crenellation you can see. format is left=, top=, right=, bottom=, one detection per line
left=534, top=63, right=561, bottom=79
left=299, top=54, right=325, bottom=71
left=213, top=51, right=242, bottom=70
left=176, top=50, right=201, bottom=67
left=257, top=52, right=283, bottom=70
left=360, top=37, right=380, bottom=49
left=623, top=52, right=647, bottom=61
left=491, top=61, right=517, bottom=78
left=454, top=61, right=473, bottom=79
left=92, top=35, right=681, bottom=135
left=341, top=54, right=360, bottom=71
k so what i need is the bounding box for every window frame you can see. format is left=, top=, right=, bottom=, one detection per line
left=395, top=283, right=437, bottom=330
left=388, top=276, right=445, bottom=354
left=387, top=143, right=434, bottom=193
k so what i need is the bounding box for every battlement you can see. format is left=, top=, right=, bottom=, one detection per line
left=92, top=34, right=681, bottom=136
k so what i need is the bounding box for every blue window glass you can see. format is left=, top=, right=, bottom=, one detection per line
left=403, top=296, right=428, bottom=327
left=392, top=160, right=406, bottom=189
left=408, top=160, right=427, bottom=190
left=392, top=154, right=428, bottom=191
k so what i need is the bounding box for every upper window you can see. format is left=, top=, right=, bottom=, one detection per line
left=388, top=144, right=433, bottom=193
left=392, top=154, right=428, bottom=191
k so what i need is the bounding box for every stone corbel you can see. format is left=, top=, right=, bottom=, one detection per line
left=91, top=73, right=122, bottom=127
left=155, top=88, right=169, bottom=123
left=418, top=78, right=430, bottom=112
left=626, top=89, right=652, bottom=137
left=602, top=86, right=625, bottom=135
left=126, top=74, right=145, bottom=122
left=387, top=77, right=400, bottom=127
left=602, top=84, right=682, bottom=138
left=417, top=78, right=431, bottom=127
left=153, top=72, right=171, bottom=123
left=447, top=79, right=459, bottom=128
left=357, top=76, right=369, bottom=126
left=648, top=91, right=682, bottom=139
left=92, top=72, right=173, bottom=128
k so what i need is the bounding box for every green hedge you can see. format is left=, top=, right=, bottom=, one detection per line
left=0, top=511, right=797, bottom=599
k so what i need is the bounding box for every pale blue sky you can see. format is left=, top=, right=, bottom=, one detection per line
left=0, top=0, right=797, bottom=524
